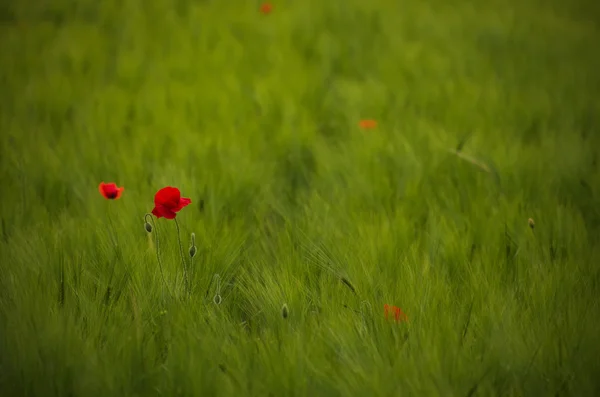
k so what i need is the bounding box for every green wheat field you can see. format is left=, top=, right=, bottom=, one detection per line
left=1, top=0, right=600, bottom=396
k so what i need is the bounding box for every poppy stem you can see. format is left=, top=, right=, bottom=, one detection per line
left=107, top=204, right=118, bottom=248
left=145, top=213, right=172, bottom=299
left=174, top=218, right=189, bottom=295
left=106, top=205, right=120, bottom=293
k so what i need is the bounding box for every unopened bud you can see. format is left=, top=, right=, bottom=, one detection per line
left=213, top=294, right=222, bottom=305
left=144, top=222, right=152, bottom=233
left=528, top=218, right=535, bottom=229
left=189, top=233, right=197, bottom=257
left=281, top=304, right=289, bottom=319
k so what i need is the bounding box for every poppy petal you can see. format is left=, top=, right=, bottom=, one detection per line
left=260, top=2, right=272, bottom=14
left=99, top=182, right=124, bottom=200
left=173, top=197, right=192, bottom=212
left=115, top=187, right=124, bottom=199
left=154, top=186, right=181, bottom=207
left=151, top=206, right=162, bottom=218
left=359, top=119, right=378, bottom=129
left=152, top=205, right=176, bottom=219
left=161, top=209, right=177, bottom=219
left=152, top=187, right=190, bottom=218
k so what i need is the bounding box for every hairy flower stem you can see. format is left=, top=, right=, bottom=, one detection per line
left=174, top=218, right=189, bottom=295
left=145, top=214, right=171, bottom=299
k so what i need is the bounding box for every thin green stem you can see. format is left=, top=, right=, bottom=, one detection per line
left=106, top=204, right=120, bottom=289
left=107, top=204, right=118, bottom=248
left=174, top=218, right=188, bottom=295
left=213, top=274, right=222, bottom=305
left=189, top=252, right=195, bottom=294
left=145, top=214, right=171, bottom=299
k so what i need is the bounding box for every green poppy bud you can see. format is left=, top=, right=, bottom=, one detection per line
left=189, top=233, right=197, bottom=257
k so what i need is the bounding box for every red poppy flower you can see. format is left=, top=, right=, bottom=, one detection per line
left=151, top=186, right=191, bottom=219
left=384, top=304, right=408, bottom=323
left=359, top=119, right=378, bottom=129
left=98, top=182, right=124, bottom=200
left=260, top=2, right=273, bottom=14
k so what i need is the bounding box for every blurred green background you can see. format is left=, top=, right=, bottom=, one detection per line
left=1, top=0, right=600, bottom=396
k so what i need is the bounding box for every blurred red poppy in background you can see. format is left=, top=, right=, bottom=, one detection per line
left=99, top=182, right=124, bottom=200
left=359, top=119, right=378, bottom=129
left=260, top=2, right=273, bottom=14
left=384, top=304, right=408, bottom=323
left=151, top=187, right=191, bottom=219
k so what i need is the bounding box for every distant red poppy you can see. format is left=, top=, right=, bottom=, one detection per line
left=359, top=119, right=378, bottom=129
left=151, top=186, right=191, bottom=219
left=260, top=2, right=273, bottom=14
left=98, top=182, right=124, bottom=200
left=384, top=304, right=408, bottom=323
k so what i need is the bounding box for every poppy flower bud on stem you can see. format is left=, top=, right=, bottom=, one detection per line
left=281, top=304, right=289, bottom=319
left=528, top=218, right=535, bottom=229
left=212, top=274, right=222, bottom=305
left=187, top=232, right=197, bottom=296
left=144, top=214, right=154, bottom=233
left=189, top=233, right=197, bottom=258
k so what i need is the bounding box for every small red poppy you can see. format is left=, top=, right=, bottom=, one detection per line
left=98, top=182, right=124, bottom=200
left=260, top=2, right=273, bottom=14
left=384, top=304, right=408, bottom=323
left=359, top=119, right=378, bottom=129
left=151, top=186, right=191, bottom=219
